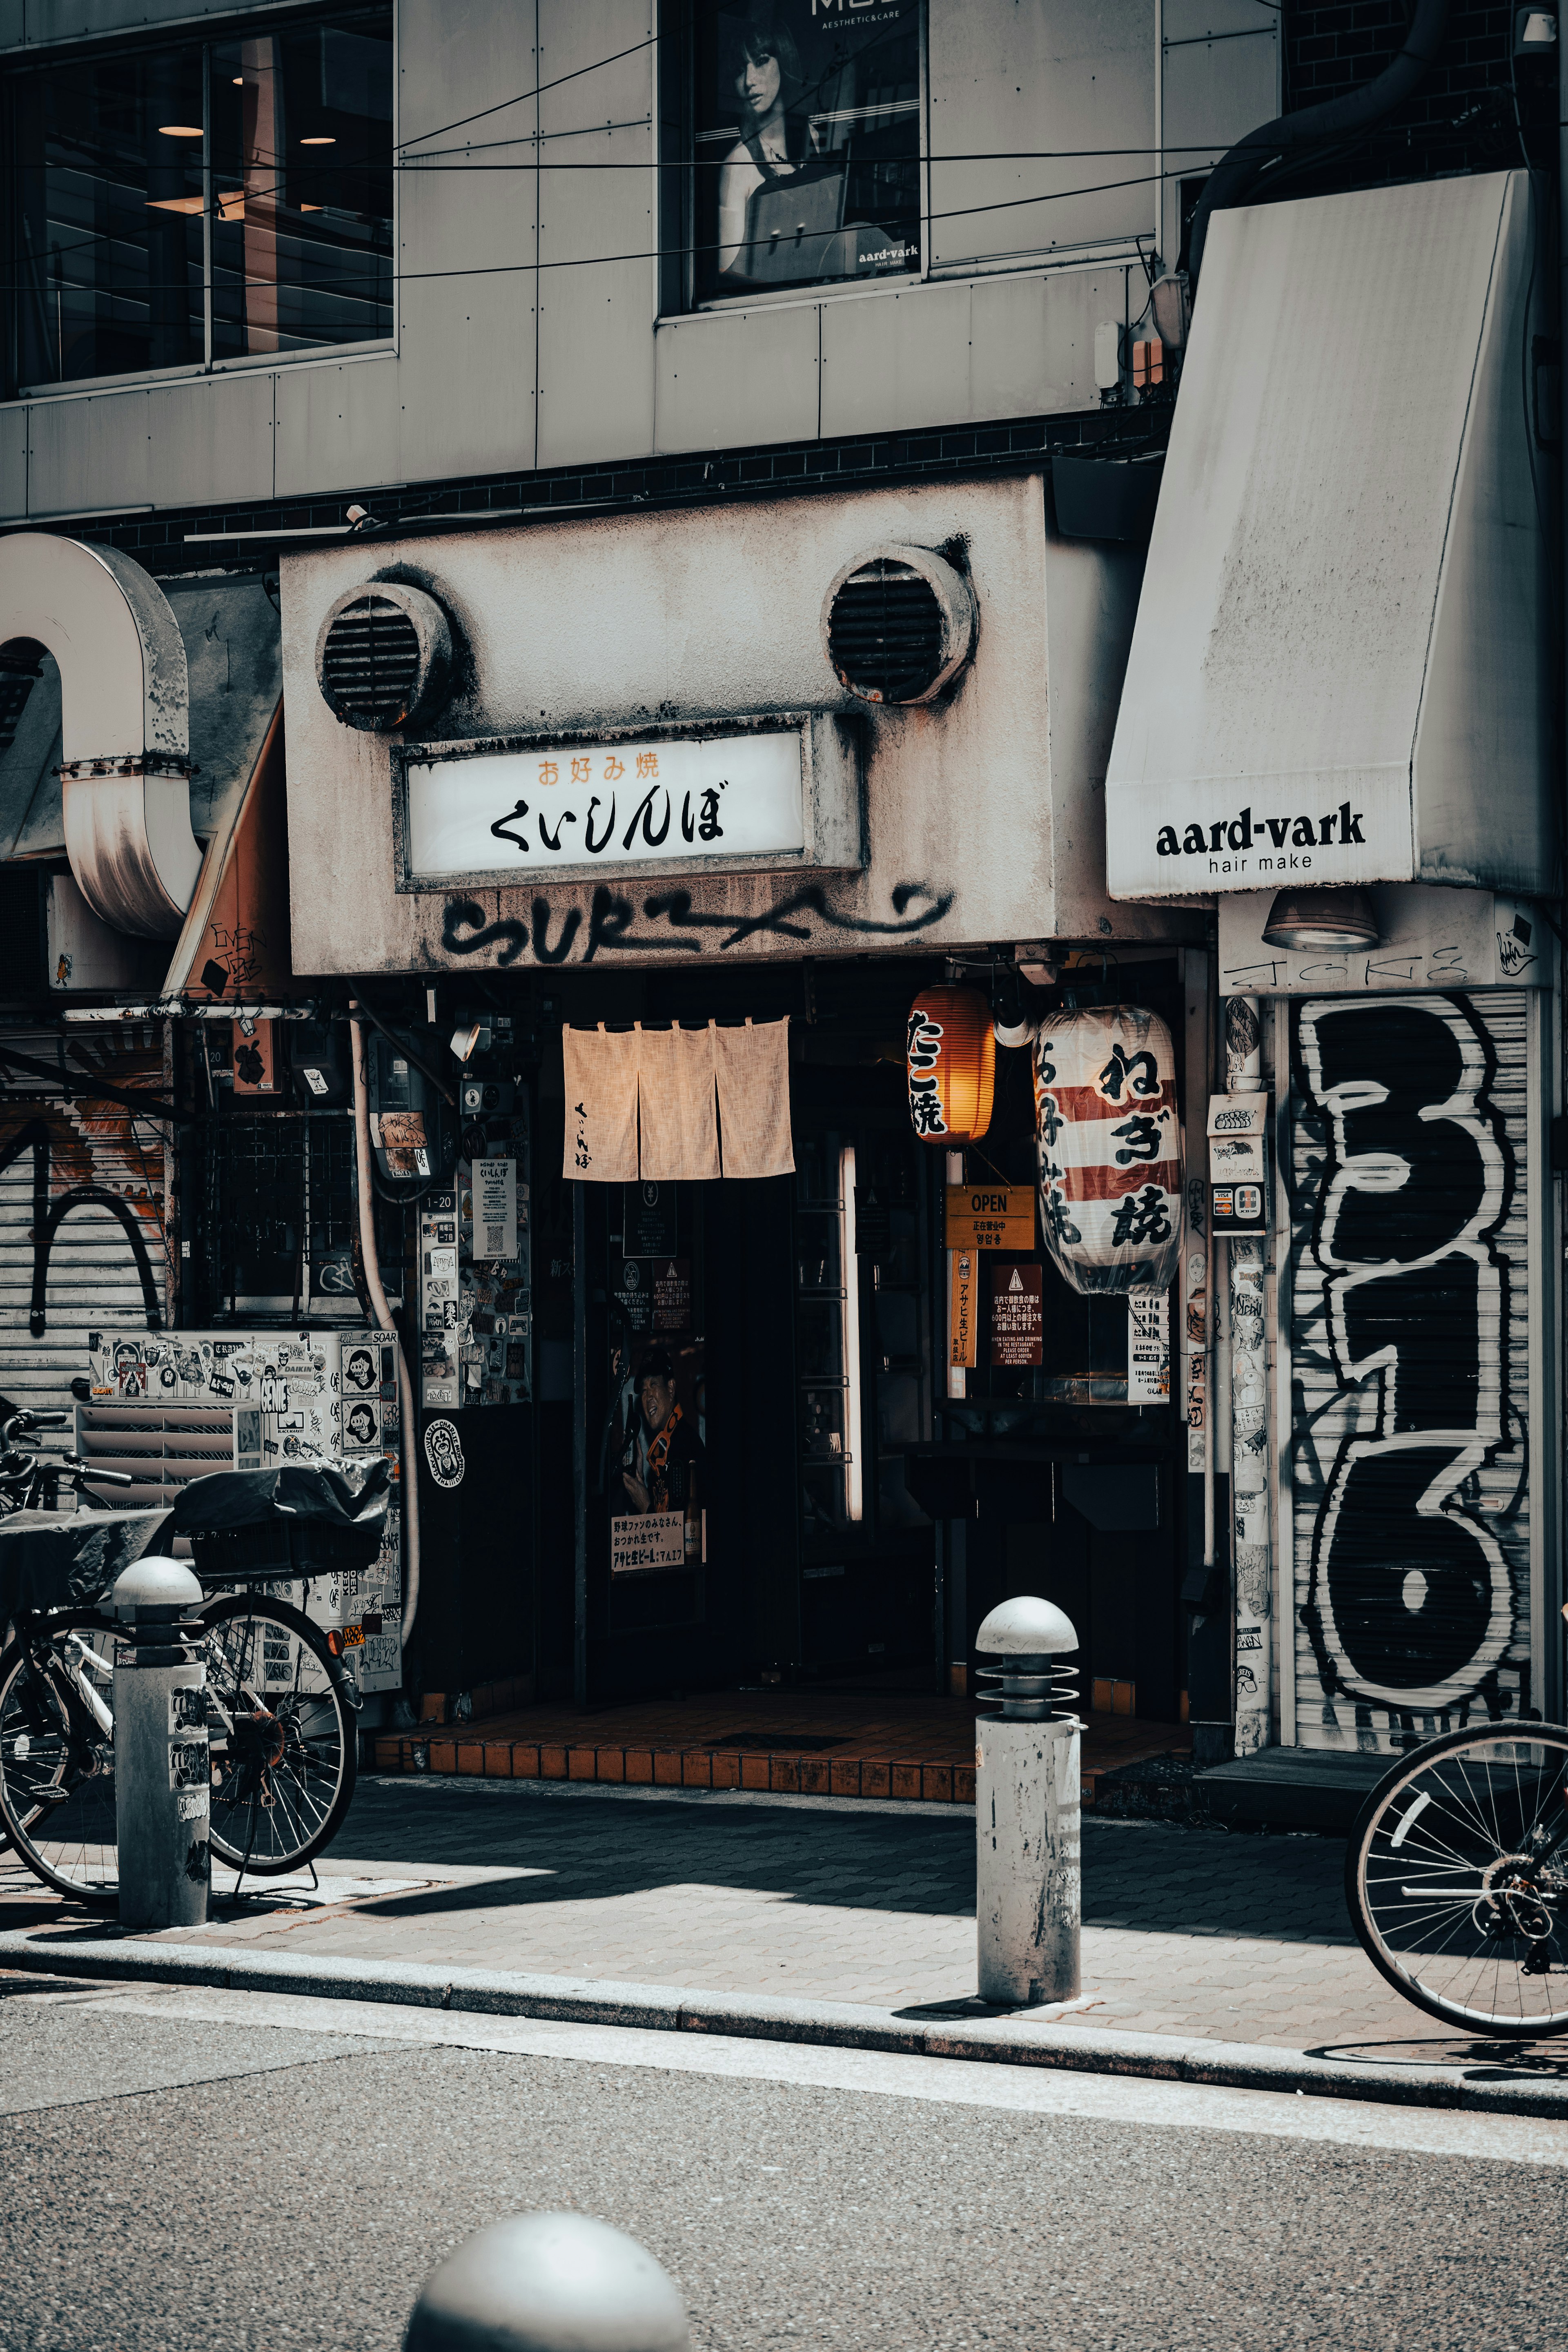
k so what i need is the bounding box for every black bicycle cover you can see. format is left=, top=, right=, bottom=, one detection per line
left=168, top=1457, right=392, bottom=1538
left=0, top=1507, right=171, bottom=1614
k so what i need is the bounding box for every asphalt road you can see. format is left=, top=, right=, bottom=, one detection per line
left=1, top=1974, right=1564, bottom=2350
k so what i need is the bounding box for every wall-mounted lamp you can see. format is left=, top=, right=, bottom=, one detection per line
left=1261, top=886, right=1379, bottom=951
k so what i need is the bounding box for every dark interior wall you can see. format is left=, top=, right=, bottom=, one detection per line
left=1281, top=0, right=1551, bottom=183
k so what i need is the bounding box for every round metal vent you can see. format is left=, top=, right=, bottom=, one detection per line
left=315, top=581, right=453, bottom=733
left=822, top=544, right=976, bottom=706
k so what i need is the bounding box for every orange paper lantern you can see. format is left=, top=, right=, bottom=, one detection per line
left=906, top=985, right=995, bottom=1145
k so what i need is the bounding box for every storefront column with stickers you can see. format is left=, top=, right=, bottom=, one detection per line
left=80, top=1329, right=404, bottom=1700
left=419, top=1094, right=532, bottom=1411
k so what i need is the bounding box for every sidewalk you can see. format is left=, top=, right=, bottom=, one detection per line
left=371, top=1688, right=1188, bottom=1807
left=5, top=1776, right=1567, bottom=2112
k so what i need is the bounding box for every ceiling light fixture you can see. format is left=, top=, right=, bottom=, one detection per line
left=301, top=135, right=336, bottom=146
left=146, top=195, right=205, bottom=215
left=158, top=124, right=203, bottom=138
left=1261, top=886, right=1379, bottom=951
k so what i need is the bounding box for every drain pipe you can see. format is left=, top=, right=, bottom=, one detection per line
left=1187, top=0, right=1450, bottom=285
left=350, top=1005, right=422, bottom=1648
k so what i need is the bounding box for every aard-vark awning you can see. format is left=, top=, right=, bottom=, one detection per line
left=1106, top=170, right=1551, bottom=901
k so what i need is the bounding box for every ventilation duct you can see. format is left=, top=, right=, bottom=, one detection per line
left=315, top=582, right=453, bottom=733
left=821, top=544, right=976, bottom=706
left=0, top=535, right=200, bottom=939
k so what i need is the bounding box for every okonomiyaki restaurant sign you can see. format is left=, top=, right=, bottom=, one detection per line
left=401, top=725, right=805, bottom=883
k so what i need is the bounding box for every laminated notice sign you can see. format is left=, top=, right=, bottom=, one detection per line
left=610, top=1510, right=686, bottom=1577
left=474, top=1159, right=517, bottom=1262
left=1128, top=1290, right=1171, bottom=1403
left=990, top=1261, right=1043, bottom=1366
left=945, top=1186, right=1035, bottom=1252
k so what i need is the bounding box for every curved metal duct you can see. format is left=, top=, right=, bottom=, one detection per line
left=0, top=534, right=200, bottom=938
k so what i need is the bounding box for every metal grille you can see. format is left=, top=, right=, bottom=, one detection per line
left=202, top=1112, right=359, bottom=1310
left=318, top=595, right=422, bottom=730
left=826, top=561, right=946, bottom=703
left=76, top=1402, right=235, bottom=1517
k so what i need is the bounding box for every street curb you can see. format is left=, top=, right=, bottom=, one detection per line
left=2, top=1929, right=1566, bottom=2119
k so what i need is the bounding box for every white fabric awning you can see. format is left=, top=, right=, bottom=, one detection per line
left=1107, top=170, right=1551, bottom=900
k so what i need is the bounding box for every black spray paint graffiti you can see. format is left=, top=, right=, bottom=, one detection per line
left=440, top=881, right=957, bottom=968
left=0, top=1118, right=162, bottom=1337
left=1296, top=998, right=1520, bottom=1721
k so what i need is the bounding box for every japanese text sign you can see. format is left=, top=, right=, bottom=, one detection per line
left=950, top=1250, right=977, bottom=1368
left=989, top=1261, right=1043, bottom=1366
left=405, top=728, right=805, bottom=879
left=945, top=1185, right=1035, bottom=1252
left=1127, top=1290, right=1171, bottom=1403
left=609, top=1510, right=686, bottom=1576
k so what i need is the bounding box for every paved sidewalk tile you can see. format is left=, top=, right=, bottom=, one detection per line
left=0, top=1777, right=1471, bottom=2057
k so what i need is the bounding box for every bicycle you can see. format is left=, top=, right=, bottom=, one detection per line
left=1345, top=1721, right=1568, bottom=2038
left=0, top=1419, right=363, bottom=1908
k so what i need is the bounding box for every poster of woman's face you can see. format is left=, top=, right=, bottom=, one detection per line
left=692, top=2, right=920, bottom=302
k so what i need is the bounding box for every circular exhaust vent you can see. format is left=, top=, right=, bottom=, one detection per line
left=315, top=581, right=453, bottom=733
left=822, top=544, right=976, bottom=706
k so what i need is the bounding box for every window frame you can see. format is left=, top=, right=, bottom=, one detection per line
left=3, top=2, right=397, bottom=405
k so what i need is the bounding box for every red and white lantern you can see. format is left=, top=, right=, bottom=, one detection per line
left=1031, top=1007, right=1182, bottom=1294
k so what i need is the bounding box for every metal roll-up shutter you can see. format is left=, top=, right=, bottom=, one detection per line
left=1287, top=991, right=1532, bottom=1751
left=0, top=1025, right=169, bottom=1472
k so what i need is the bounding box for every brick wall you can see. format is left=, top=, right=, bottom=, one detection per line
left=1283, top=0, right=1553, bottom=185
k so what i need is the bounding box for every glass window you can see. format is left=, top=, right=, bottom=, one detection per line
left=10, top=7, right=392, bottom=392
left=688, top=2, right=921, bottom=307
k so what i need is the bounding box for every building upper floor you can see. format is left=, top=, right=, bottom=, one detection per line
left=0, top=0, right=1283, bottom=523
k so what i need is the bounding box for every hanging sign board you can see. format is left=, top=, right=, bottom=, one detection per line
left=1128, top=1290, right=1172, bottom=1403
left=949, top=1249, right=978, bottom=1368
left=1208, top=1094, right=1269, bottom=1232
left=610, top=1511, right=686, bottom=1576
left=474, top=1158, right=517, bottom=1262
left=945, top=1186, right=1035, bottom=1252
left=652, top=1258, right=692, bottom=1331
left=989, top=1261, right=1043, bottom=1366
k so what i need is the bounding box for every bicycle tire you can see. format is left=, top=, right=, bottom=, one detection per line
left=0, top=1613, right=120, bottom=1906
left=200, top=1591, right=358, bottom=1875
left=1345, top=1722, right=1568, bottom=2038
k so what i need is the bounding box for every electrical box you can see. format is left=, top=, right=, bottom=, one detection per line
left=366, top=1028, right=453, bottom=1185
left=1207, top=1094, right=1269, bottom=1233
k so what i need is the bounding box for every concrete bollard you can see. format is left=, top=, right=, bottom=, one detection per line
left=110, top=1556, right=210, bottom=1932
left=404, top=2212, right=689, bottom=2352
left=974, top=1595, right=1081, bottom=2007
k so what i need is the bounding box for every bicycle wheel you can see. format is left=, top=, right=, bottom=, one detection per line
left=1346, top=1723, right=1568, bottom=2038
left=201, top=1591, right=358, bottom=1875
left=0, top=1615, right=119, bottom=1905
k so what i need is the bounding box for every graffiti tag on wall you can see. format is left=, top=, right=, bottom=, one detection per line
left=1291, top=996, right=1530, bottom=1745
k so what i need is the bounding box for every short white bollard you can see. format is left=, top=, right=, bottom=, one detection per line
left=110, top=1556, right=210, bottom=1932
left=403, top=2212, right=690, bottom=2352
left=974, top=1595, right=1081, bottom=2008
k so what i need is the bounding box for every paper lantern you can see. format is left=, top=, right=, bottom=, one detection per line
left=1032, top=1006, right=1182, bottom=1294
left=906, top=986, right=995, bottom=1145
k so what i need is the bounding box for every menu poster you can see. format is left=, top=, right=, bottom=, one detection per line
left=1129, top=1290, right=1172, bottom=1403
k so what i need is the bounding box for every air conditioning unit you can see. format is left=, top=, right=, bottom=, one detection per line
left=314, top=581, right=453, bottom=733
left=821, top=543, right=976, bottom=706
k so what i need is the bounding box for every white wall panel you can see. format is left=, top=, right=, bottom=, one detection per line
left=1160, top=0, right=1280, bottom=265
left=534, top=0, right=655, bottom=467
left=654, top=305, right=819, bottom=455
left=27, top=388, right=151, bottom=517
left=273, top=355, right=403, bottom=500
left=929, top=0, right=1156, bottom=272
left=971, top=267, right=1130, bottom=419
left=144, top=372, right=273, bottom=509
left=0, top=406, right=25, bottom=519
left=395, top=0, right=539, bottom=480
left=820, top=283, right=971, bottom=438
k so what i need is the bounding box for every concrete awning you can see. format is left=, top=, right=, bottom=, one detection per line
left=1107, top=170, right=1551, bottom=901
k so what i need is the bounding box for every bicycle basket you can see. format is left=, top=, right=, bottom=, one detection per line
left=170, top=1459, right=392, bottom=1584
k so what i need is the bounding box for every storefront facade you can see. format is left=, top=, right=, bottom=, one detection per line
left=1108, top=169, right=1564, bottom=1767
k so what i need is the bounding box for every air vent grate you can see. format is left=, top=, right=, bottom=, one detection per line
left=318, top=597, right=423, bottom=730
left=826, top=561, right=949, bottom=704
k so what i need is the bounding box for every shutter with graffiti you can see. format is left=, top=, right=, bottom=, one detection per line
left=1286, top=993, right=1531, bottom=1752
left=0, top=1027, right=169, bottom=1458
